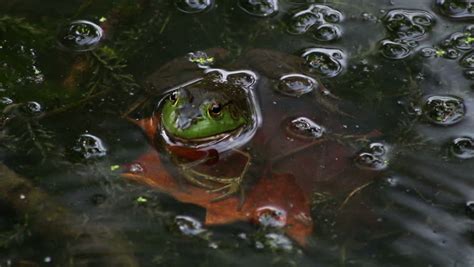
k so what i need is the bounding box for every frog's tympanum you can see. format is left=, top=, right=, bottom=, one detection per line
left=123, top=48, right=379, bottom=245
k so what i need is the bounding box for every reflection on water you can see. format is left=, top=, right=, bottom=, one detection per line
left=1, top=0, right=474, bottom=266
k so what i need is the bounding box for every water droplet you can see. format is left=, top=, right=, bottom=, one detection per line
left=176, top=0, right=213, bottom=14
left=383, top=9, right=435, bottom=40
left=287, top=4, right=343, bottom=37
left=255, top=206, right=287, bottom=228
left=58, top=20, right=103, bottom=52
left=380, top=39, right=412, bottom=59
left=285, top=117, right=325, bottom=140
left=437, top=0, right=474, bottom=20
left=302, top=48, right=346, bottom=77
left=466, top=201, right=474, bottom=219
left=72, top=134, right=107, bottom=159
left=174, top=215, right=205, bottom=236
left=276, top=74, right=317, bottom=97
left=450, top=137, right=474, bottom=159
left=238, top=0, right=279, bottom=17
left=422, top=95, right=466, bottom=126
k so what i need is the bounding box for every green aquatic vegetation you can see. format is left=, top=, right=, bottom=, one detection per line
left=0, top=215, right=30, bottom=249
left=85, top=46, right=139, bottom=94
left=0, top=15, right=45, bottom=39
left=0, top=104, right=63, bottom=162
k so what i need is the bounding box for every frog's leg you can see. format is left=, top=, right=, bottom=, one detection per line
left=180, top=149, right=251, bottom=202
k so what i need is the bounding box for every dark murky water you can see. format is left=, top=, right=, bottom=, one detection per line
left=1, top=0, right=474, bottom=266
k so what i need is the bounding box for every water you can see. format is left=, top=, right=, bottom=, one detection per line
left=1, top=0, right=474, bottom=266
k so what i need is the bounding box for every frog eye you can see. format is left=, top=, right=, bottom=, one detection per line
left=169, top=91, right=179, bottom=105
left=208, top=102, right=223, bottom=118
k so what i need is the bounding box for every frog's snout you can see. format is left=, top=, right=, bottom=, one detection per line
left=175, top=105, right=202, bottom=130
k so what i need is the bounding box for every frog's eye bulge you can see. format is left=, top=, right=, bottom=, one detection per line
left=207, top=102, right=223, bottom=118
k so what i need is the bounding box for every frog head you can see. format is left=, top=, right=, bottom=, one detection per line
left=158, top=69, right=260, bottom=151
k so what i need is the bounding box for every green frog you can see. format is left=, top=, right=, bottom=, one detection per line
left=154, top=67, right=261, bottom=201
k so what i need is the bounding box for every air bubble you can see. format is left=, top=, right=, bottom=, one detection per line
left=255, top=206, right=287, bottom=228
left=176, top=0, right=213, bottom=14
left=285, top=117, right=325, bottom=140
left=174, top=215, right=205, bottom=236
left=128, top=163, right=145, bottom=174
left=72, top=134, right=107, bottom=159
left=450, top=137, right=474, bottom=159
left=461, top=51, right=474, bottom=68
left=302, top=47, right=346, bottom=77
left=238, top=0, right=279, bottom=17
left=422, top=95, right=466, bottom=126
left=313, top=24, right=342, bottom=42
left=58, top=20, right=103, bottom=52
left=21, top=101, right=42, bottom=116
left=436, top=0, right=474, bottom=20
left=355, top=152, right=388, bottom=171
left=276, top=74, right=317, bottom=97
left=380, top=39, right=412, bottom=59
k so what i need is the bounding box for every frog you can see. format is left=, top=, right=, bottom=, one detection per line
left=156, top=67, right=261, bottom=201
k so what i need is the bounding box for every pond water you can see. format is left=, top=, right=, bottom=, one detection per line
left=1, top=0, right=474, bottom=266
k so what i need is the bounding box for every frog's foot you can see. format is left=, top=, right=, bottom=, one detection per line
left=184, top=168, right=244, bottom=202
left=180, top=149, right=251, bottom=203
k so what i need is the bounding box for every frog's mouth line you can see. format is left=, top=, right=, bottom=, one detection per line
left=161, top=125, right=245, bottom=147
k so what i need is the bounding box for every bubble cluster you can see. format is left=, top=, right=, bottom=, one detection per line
left=276, top=74, right=317, bottom=97
left=436, top=0, right=474, bottom=20
left=355, top=142, right=389, bottom=171
left=176, top=0, right=213, bottom=14
left=302, top=47, right=346, bottom=77
left=72, top=134, right=107, bottom=159
left=58, top=20, right=103, bottom=52
left=174, top=215, right=205, bottom=236
left=420, top=25, right=474, bottom=61
left=380, top=9, right=435, bottom=59
left=383, top=9, right=435, bottom=40
left=255, top=206, right=287, bottom=228
left=287, top=4, right=343, bottom=41
left=422, top=95, right=466, bottom=126
left=238, top=0, right=279, bottom=17
left=450, top=137, right=474, bottom=159
left=285, top=117, right=325, bottom=140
